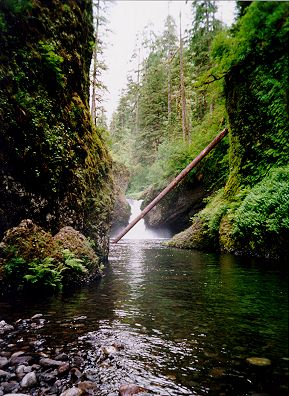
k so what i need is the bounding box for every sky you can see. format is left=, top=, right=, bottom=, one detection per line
left=101, top=1, right=236, bottom=123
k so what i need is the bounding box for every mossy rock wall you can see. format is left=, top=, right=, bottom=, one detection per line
left=0, top=0, right=113, bottom=259
left=169, top=3, right=289, bottom=259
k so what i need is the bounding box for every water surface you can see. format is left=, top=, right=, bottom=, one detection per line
left=0, top=239, right=288, bottom=395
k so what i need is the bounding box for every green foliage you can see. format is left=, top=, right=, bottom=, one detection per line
left=1, top=0, right=32, bottom=14
left=4, top=249, right=87, bottom=292
left=62, top=249, right=87, bottom=273
left=198, top=189, right=229, bottom=241
left=39, top=41, right=65, bottom=84
left=24, top=257, right=63, bottom=290
left=0, top=12, right=6, bottom=31
left=233, top=167, right=289, bottom=243
left=4, top=256, right=27, bottom=287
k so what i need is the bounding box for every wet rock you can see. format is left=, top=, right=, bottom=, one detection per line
left=58, top=362, right=70, bottom=375
left=4, top=394, right=29, bottom=396
left=40, top=358, right=66, bottom=367
left=9, top=351, right=25, bottom=365
left=73, top=316, right=87, bottom=321
left=60, top=387, right=83, bottom=396
left=31, top=314, right=43, bottom=320
left=70, top=367, right=82, bottom=382
left=246, top=357, right=271, bottom=366
left=82, top=368, right=98, bottom=382
left=20, top=371, right=37, bottom=387
left=0, top=356, right=8, bottom=368
left=0, top=352, right=11, bottom=358
left=119, top=384, right=148, bottom=396
left=10, top=354, right=33, bottom=365
left=55, top=353, right=69, bottom=361
left=102, top=345, right=118, bottom=356
left=0, top=320, right=14, bottom=335
left=0, top=369, right=11, bottom=379
left=16, top=364, right=29, bottom=379
left=71, top=355, right=84, bottom=368
left=1, top=380, right=19, bottom=393
left=40, top=370, right=58, bottom=383
left=77, top=381, right=98, bottom=393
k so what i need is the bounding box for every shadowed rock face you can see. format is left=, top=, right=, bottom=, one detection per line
left=110, top=163, right=131, bottom=236
left=0, top=0, right=113, bottom=259
left=143, top=181, right=207, bottom=234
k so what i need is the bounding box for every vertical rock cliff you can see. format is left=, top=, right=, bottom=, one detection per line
left=0, top=0, right=113, bottom=259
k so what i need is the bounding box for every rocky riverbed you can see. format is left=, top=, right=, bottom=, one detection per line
left=0, top=317, right=151, bottom=396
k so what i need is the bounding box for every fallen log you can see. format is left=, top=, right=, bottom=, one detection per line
left=112, top=127, right=228, bottom=243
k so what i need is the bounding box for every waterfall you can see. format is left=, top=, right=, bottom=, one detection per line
left=123, top=199, right=171, bottom=240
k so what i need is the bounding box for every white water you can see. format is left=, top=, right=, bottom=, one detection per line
left=123, top=199, right=171, bottom=240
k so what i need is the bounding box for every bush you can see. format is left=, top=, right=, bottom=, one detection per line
left=233, top=167, right=289, bottom=245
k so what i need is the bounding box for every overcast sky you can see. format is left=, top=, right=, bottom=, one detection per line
left=101, top=1, right=236, bottom=122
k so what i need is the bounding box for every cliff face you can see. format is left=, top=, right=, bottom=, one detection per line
left=0, top=0, right=113, bottom=258
left=169, top=3, right=289, bottom=259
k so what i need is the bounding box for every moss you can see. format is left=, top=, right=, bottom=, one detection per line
left=0, top=0, right=113, bottom=259
left=0, top=220, right=102, bottom=293
left=166, top=217, right=215, bottom=251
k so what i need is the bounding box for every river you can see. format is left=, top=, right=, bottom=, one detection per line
left=0, top=202, right=288, bottom=395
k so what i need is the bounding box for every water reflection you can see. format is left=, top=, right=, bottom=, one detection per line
left=0, top=240, right=288, bottom=395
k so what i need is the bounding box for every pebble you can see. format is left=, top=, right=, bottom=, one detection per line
left=0, top=357, right=8, bottom=369
left=246, top=357, right=272, bottom=366
left=40, top=357, right=66, bottom=367
left=20, top=371, right=37, bottom=388
left=4, top=394, right=29, bottom=396
left=0, top=369, right=11, bottom=379
left=119, top=383, right=148, bottom=396
left=77, top=380, right=98, bottom=392
left=60, top=387, right=83, bottom=396
left=31, top=314, right=43, bottom=320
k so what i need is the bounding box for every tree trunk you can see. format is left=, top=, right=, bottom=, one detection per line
left=113, top=127, right=228, bottom=243
left=179, top=12, right=188, bottom=142
left=90, top=0, right=100, bottom=125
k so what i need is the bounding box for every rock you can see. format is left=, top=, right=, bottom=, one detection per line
left=0, top=320, right=14, bottom=335
left=0, top=369, right=11, bottom=379
left=39, top=358, right=66, bottom=367
left=54, top=227, right=100, bottom=274
left=70, top=367, right=82, bottom=382
left=77, top=381, right=98, bottom=393
left=9, top=351, right=24, bottom=363
left=40, top=370, right=58, bottom=383
left=71, top=355, right=84, bottom=368
left=102, top=345, right=118, bottom=356
left=20, top=371, right=37, bottom=388
left=31, top=314, right=43, bottom=320
left=55, top=353, right=69, bottom=361
left=58, top=362, right=70, bottom=375
left=16, top=364, right=28, bottom=379
left=73, top=316, right=87, bottom=321
left=0, top=356, right=8, bottom=368
left=82, top=368, right=98, bottom=382
left=9, top=352, right=33, bottom=366
left=246, top=357, right=271, bottom=366
left=119, top=384, right=148, bottom=396
left=60, top=387, right=83, bottom=396
left=1, top=381, right=19, bottom=393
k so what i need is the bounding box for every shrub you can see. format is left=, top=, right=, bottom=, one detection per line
left=233, top=167, right=289, bottom=248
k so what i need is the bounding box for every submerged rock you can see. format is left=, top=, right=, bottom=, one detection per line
left=246, top=357, right=271, bottom=366
left=20, top=371, right=37, bottom=388
left=119, top=383, right=148, bottom=396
